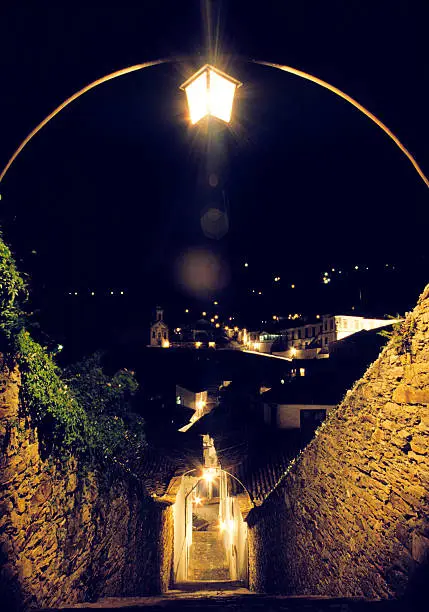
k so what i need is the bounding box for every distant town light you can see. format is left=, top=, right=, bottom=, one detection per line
left=214, top=315, right=219, bottom=320
left=290, top=347, right=297, bottom=357
left=202, top=311, right=207, bottom=316
left=208, top=341, right=216, bottom=348
left=91, top=291, right=95, bottom=296
left=110, top=291, right=114, bottom=295
left=331, top=268, right=335, bottom=272
left=316, top=314, right=320, bottom=319
left=162, top=339, right=170, bottom=348
left=355, top=266, right=359, bottom=270
left=180, top=64, right=242, bottom=125
left=74, top=291, right=78, bottom=296
left=215, top=322, right=220, bottom=328
left=280, top=379, right=285, bottom=384
left=214, top=301, right=218, bottom=305
left=120, top=291, right=124, bottom=295
left=57, top=344, right=64, bottom=352
left=258, top=291, right=262, bottom=295
left=229, top=317, right=233, bottom=321
left=291, top=284, right=295, bottom=289
left=185, top=309, right=189, bottom=313
left=211, top=318, right=215, bottom=323
left=195, top=341, right=202, bottom=348
left=244, top=262, right=249, bottom=267
left=196, top=399, right=206, bottom=412
left=234, top=326, right=239, bottom=332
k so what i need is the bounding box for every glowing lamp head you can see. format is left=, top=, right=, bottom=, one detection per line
left=180, top=64, right=242, bottom=125
left=194, top=496, right=202, bottom=506
left=203, top=468, right=216, bottom=483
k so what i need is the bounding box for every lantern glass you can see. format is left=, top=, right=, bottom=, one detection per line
left=208, top=69, right=236, bottom=123
left=181, top=65, right=241, bottom=125
left=185, top=71, right=209, bottom=125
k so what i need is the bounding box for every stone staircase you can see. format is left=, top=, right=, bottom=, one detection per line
left=188, top=531, right=230, bottom=581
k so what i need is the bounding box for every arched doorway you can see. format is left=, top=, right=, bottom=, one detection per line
left=172, top=464, right=250, bottom=586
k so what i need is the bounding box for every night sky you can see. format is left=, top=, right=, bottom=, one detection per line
left=1, top=1, right=428, bottom=358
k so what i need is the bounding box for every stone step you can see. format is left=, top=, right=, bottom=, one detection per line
left=188, top=531, right=230, bottom=581
left=174, top=580, right=244, bottom=592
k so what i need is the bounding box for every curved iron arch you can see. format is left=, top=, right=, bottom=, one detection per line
left=0, top=56, right=427, bottom=188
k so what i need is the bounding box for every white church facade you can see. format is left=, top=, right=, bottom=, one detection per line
left=150, top=307, right=170, bottom=347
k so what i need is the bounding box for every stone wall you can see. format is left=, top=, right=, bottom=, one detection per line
left=248, top=285, right=429, bottom=600
left=0, top=361, right=173, bottom=611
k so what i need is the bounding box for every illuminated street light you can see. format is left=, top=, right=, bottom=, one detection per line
left=203, top=468, right=217, bottom=483
left=180, top=64, right=242, bottom=125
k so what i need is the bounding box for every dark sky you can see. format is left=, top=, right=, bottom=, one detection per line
left=0, top=1, right=428, bottom=355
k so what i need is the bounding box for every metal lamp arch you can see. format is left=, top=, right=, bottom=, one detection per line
left=180, top=466, right=255, bottom=508
left=0, top=56, right=428, bottom=188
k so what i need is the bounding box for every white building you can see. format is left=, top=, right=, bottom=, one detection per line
left=249, top=314, right=401, bottom=359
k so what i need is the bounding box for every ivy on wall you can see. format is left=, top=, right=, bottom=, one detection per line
left=0, top=231, right=28, bottom=340
left=0, top=230, right=145, bottom=469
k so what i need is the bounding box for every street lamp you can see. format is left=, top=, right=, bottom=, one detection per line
left=180, top=64, right=242, bottom=125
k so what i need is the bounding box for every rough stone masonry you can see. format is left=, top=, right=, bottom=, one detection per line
left=248, top=284, right=429, bottom=599
left=0, top=361, right=173, bottom=611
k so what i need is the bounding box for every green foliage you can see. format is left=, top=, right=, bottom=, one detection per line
left=15, top=329, right=89, bottom=456
left=0, top=232, right=28, bottom=339
left=65, top=353, right=145, bottom=465
left=64, top=352, right=138, bottom=415
left=377, top=313, right=416, bottom=355
left=16, top=332, right=146, bottom=466
left=0, top=231, right=145, bottom=468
